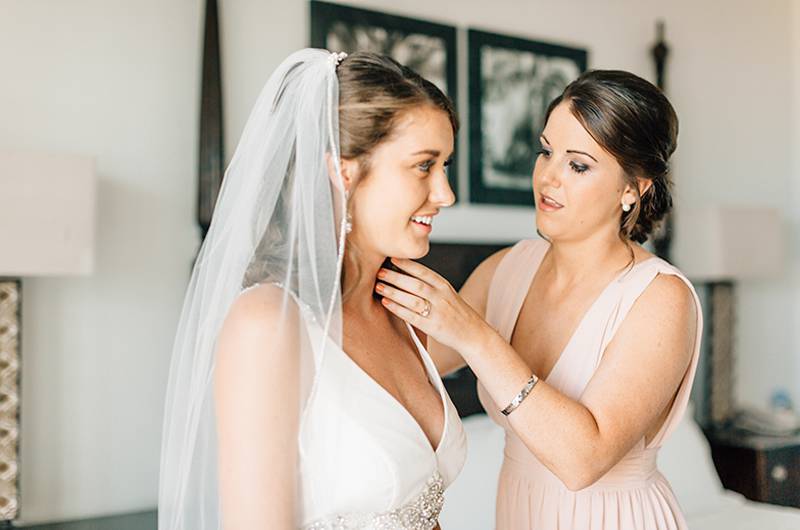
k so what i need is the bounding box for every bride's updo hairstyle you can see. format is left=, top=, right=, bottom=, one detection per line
left=334, top=52, right=458, bottom=295
left=336, top=52, right=458, bottom=172
left=544, top=70, right=678, bottom=244
left=245, top=52, right=457, bottom=294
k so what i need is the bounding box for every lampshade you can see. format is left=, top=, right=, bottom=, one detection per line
left=0, top=150, right=96, bottom=276
left=671, top=206, right=783, bottom=282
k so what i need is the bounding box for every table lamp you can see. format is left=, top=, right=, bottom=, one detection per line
left=672, top=206, right=783, bottom=427
left=0, top=149, right=96, bottom=521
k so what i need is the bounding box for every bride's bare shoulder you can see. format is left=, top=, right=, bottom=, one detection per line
left=232, top=283, right=291, bottom=312
left=219, top=283, right=303, bottom=350
left=234, top=282, right=295, bottom=314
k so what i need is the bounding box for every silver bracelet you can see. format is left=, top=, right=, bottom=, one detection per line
left=500, top=374, right=539, bottom=416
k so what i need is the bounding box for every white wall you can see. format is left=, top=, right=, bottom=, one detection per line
left=695, top=0, right=799, bottom=411
left=0, top=0, right=201, bottom=523
left=0, top=0, right=797, bottom=523
left=792, top=0, right=800, bottom=408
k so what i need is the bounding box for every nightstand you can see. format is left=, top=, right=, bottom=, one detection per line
left=704, top=428, right=800, bottom=508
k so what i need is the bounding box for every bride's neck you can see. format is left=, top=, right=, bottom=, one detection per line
left=341, top=250, right=386, bottom=318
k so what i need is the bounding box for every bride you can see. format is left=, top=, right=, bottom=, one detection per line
left=158, top=49, right=466, bottom=529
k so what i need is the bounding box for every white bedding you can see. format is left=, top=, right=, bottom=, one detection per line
left=688, top=499, right=800, bottom=529
left=440, top=411, right=800, bottom=529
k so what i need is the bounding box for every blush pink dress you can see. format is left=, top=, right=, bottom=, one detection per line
left=477, top=239, right=703, bottom=530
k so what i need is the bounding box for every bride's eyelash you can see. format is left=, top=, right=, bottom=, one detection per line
left=418, top=160, right=434, bottom=172
left=418, top=157, right=453, bottom=173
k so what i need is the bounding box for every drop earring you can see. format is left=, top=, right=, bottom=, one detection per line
left=344, top=189, right=353, bottom=234
left=345, top=211, right=353, bottom=234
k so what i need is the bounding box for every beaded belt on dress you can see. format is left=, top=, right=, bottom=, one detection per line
left=303, top=472, right=444, bottom=530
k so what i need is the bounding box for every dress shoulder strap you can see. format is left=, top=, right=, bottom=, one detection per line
left=598, top=259, right=703, bottom=449
left=644, top=262, right=703, bottom=448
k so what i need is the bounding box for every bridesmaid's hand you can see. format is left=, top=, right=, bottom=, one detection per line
left=375, top=258, right=493, bottom=353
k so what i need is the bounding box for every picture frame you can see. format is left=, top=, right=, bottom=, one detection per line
left=198, top=0, right=223, bottom=239
left=468, top=29, right=587, bottom=206
left=310, top=1, right=460, bottom=199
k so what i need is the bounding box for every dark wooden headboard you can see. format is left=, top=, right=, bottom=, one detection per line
left=418, top=242, right=512, bottom=417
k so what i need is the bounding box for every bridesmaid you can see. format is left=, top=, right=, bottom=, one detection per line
left=375, top=70, right=702, bottom=529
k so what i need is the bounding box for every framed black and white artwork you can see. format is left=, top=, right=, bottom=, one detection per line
left=310, top=1, right=459, bottom=198
left=468, top=29, right=587, bottom=206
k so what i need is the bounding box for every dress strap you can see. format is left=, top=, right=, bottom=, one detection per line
left=595, top=260, right=703, bottom=449
left=485, top=239, right=549, bottom=341
left=642, top=263, right=703, bottom=449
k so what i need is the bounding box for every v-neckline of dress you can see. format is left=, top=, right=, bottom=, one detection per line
left=262, top=281, right=449, bottom=455
left=509, top=242, right=657, bottom=384
left=339, top=322, right=449, bottom=455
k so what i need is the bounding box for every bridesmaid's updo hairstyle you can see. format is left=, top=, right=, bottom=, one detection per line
left=544, top=70, right=678, bottom=244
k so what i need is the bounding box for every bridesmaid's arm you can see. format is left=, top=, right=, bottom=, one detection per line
left=462, top=274, right=697, bottom=491
left=426, top=247, right=510, bottom=376
left=379, top=261, right=697, bottom=491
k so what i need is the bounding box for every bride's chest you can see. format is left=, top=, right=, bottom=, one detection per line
left=296, top=351, right=465, bottom=521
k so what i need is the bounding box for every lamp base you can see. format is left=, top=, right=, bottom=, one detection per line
left=0, top=280, right=20, bottom=521
left=707, top=281, right=736, bottom=428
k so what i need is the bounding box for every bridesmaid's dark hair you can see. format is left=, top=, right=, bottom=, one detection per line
left=545, top=70, right=678, bottom=244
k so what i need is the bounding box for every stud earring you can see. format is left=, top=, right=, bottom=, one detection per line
left=622, top=202, right=632, bottom=213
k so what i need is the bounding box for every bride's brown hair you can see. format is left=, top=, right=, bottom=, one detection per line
left=335, top=52, right=458, bottom=298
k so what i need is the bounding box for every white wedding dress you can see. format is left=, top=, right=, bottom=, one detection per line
left=158, top=50, right=462, bottom=530
left=294, top=294, right=467, bottom=529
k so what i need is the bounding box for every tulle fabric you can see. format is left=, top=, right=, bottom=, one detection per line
left=158, top=49, right=348, bottom=529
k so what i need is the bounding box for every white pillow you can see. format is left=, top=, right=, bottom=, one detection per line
left=439, top=414, right=505, bottom=530
left=658, top=404, right=733, bottom=518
